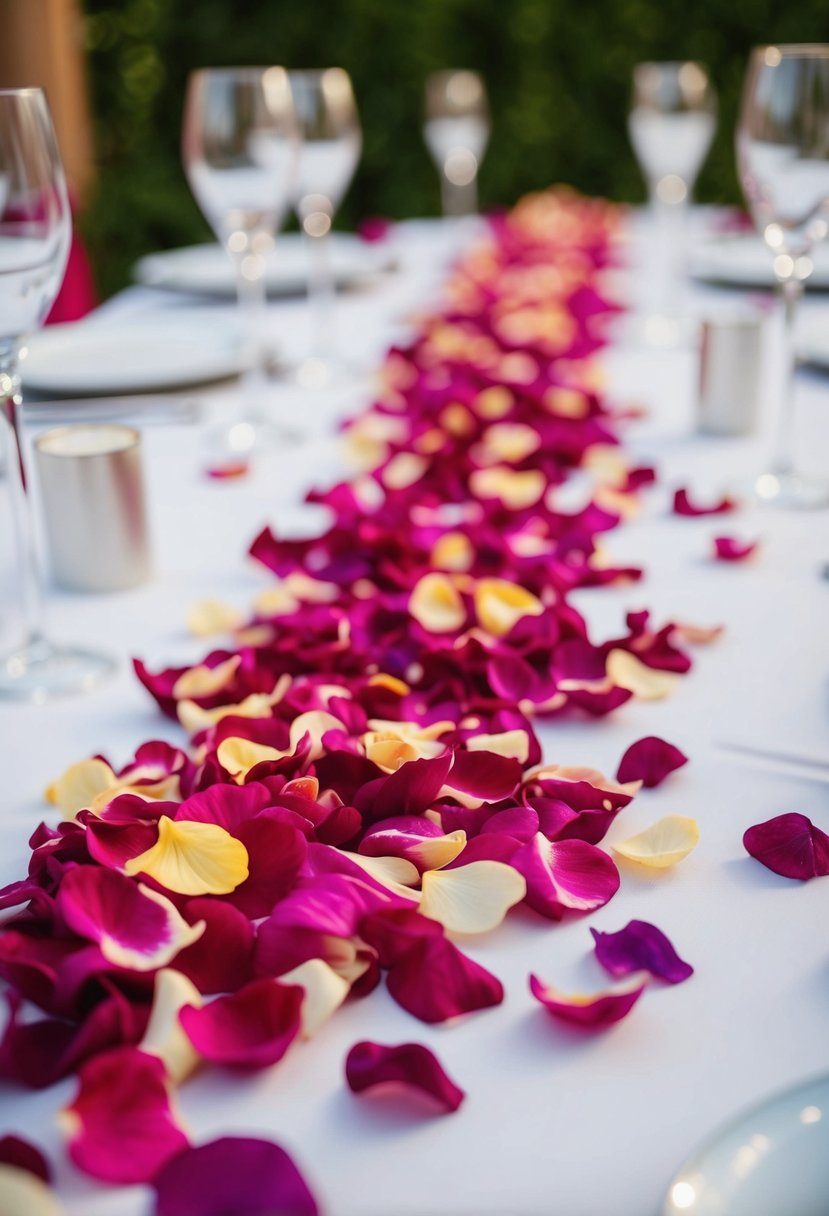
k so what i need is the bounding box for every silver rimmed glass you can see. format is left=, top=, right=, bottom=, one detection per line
left=289, top=68, right=361, bottom=389
left=182, top=67, right=299, bottom=448
left=424, top=70, right=490, bottom=217
left=737, top=44, right=829, bottom=508
left=0, top=88, right=115, bottom=700
left=629, top=62, right=717, bottom=344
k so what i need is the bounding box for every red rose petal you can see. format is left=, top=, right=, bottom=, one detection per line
left=153, top=1137, right=319, bottom=1216
left=529, top=970, right=648, bottom=1028
left=345, top=1040, right=465, bottom=1113
left=743, top=813, right=829, bottom=881
left=615, top=736, right=688, bottom=788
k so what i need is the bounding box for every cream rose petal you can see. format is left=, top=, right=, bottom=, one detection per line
left=409, top=573, right=467, bottom=633
left=474, top=578, right=544, bottom=638
left=217, top=736, right=286, bottom=782
left=139, top=967, right=203, bottom=1083
left=186, top=599, right=244, bottom=638
left=419, top=861, right=527, bottom=934
left=124, top=817, right=249, bottom=896
left=605, top=649, right=680, bottom=700
left=338, top=851, right=421, bottom=898
left=469, top=466, right=546, bottom=510
left=466, top=730, right=530, bottom=764
left=46, top=757, right=118, bottom=819
left=612, top=815, right=700, bottom=869
left=172, top=655, right=242, bottom=700
left=277, top=959, right=351, bottom=1038
left=407, top=830, right=468, bottom=871
left=0, top=1166, right=64, bottom=1216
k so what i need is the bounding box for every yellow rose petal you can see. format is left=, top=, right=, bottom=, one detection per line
left=419, top=861, right=526, bottom=935
left=466, top=729, right=530, bottom=764
left=606, top=648, right=680, bottom=701
left=254, top=584, right=301, bottom=617
left=408, top=830, right=468, bottom=871
left=0, top=1164, right=64, bottom=1216
left=430, top=531, right=474, bottom=572
left=382, top=452, right=427, bottom=490
left=172, top=655, right=242, bottom=700
left=46, top=757, right=118, bottom=819
left=186, top=598, right=244, bottom=638
left=612, top=815, right=700, bottom=869
left=217, top=736, right=286, bottom=782
left=481, top=422, right=541, bottom=464
left=366, top=673, right=410, bottom=696
left=474, top=577, right=544, bottom=638
left=469, top=466, right=545, bottom=510
left=277, top=959, right=350, bottom=1038
left=473, top=385, right=514, bottom=419
left=409, top=572, right=467, bottom=633
left=124, top=817, right=249, bottom=896
left=140, top=968, right=202, bottom=1083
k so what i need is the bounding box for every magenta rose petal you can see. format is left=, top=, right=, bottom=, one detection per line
left=672, top=487, right=737, bottom=516
left=743, top=813, right=829, bottom=880
left=590, top=920, right=693, bottom=984
left=62, top=1046, right=189, bottom=1183
left=0, top=1135, right=51, bottom=1183
left=529, top=970, right=649, bottom=1028
left=615, top=736, right=688, bottom=787
left=152, top=1136, right=319, bottom=1216
left=713, top=536, right=759, bottom=562
left=178, top=978, right=303, bottom=1067
left=511, top=833, right=620, bottom=920
left=386, top=935, right=504, bottom=1024
left=345, top=1040, right=465, bottom=1114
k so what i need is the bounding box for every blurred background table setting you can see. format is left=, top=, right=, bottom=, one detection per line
left=0, top=5, right=828, bottom=1215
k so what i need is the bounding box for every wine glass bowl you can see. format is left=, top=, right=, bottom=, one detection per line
left=736, top=44, right=829, bottom=507
left=424, top=70, right=490, bottom=217
left=0, top=88, right=115, bottom=700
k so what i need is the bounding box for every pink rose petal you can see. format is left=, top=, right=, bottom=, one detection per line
left=672, top=487, right=737, bottom=516
left=511, top=833, right=620, bottom=919
left=713, top=536, right=759, bottom=562
left=345, top=1040, right=465, bottom=1113
left=615, top=736, right=688, bottom=788
left=153, top=1136, right=319, bottom=1216
left=743, top=813, right=829, bottom=881
left=529, top=970, right=649, bottom=1027
left=591, top=919, right=693, bottom=983
left=63, top=1046, right=189, bottom=1183
left=179, top=978, right=303, bottom=1067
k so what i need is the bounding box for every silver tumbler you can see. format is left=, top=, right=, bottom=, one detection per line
left=34, top=424, right=151, bottom=592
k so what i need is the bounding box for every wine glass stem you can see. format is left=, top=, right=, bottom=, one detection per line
left=0, top=359, right=48, bottom=650
left=770, top=276, right=803, bottom=477
left=650, top=194, right=687, bottom=317
left=307, top=230, right=336, bottom=361
left=233, top=250, right=269, bottom=418
left=441, top=170, right=477, bottom=217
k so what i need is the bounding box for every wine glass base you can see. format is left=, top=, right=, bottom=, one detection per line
left=0, top=638, right=117, bottom=703
left=744, top=470, right=829, bottom=510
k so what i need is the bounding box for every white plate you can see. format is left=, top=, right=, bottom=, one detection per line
left=797, top=316, right=829, bottom=370
left=21, top=320, right=244, bottom=396
left=689, top=234, right=829, bottom=290
left=134, top=232, right=396, bottom=298
left=662, top=1073, right=829, bottom=1215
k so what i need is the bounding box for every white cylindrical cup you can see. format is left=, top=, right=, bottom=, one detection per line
left=697, top=314, right=763, bottom=436
left=34, top=424, right=151, bottom=593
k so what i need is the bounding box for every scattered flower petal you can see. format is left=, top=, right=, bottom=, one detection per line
left=713, top=536, right=759, bottom=562
left=743, top=813, right=829, bottom=881
left=529, top=970, right=649, bottom=1027
left=591, top=920, right=693, bottom=983
left=140, top=968, right=203, bottom=1083
left=419, top=861, right=526, bottom=934
left=124, top=817, right=249, bottom=896
left=277, top=959, right=351, bottom=1038
left=345, top=1040, right=464, bottom=1113
left=612, top=815, right=699, bottom=869
left=605, top=649, right=679, bottom=700
left=673, top=488, right=737, bottom=516
left=179, top=978, right=303, bottom=1068
left=616, top=736, right=688, bottom=787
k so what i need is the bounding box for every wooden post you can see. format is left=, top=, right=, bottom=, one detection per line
left=0, top=0, right=95, bottom=202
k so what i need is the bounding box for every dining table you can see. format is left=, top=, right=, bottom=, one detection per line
left=0, top=203, right=828, bottom=1216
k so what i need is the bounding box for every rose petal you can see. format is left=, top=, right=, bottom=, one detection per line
left=616, top=736, right=688, bottom=788
left=612, top=815, right=699, bottom=868
left=139, top=968, right=203, bottom=1082
left=591, top=920, right=693, bottom=984
left=57, top=868, right=205, bottom=972
left=673, top=488, right=737, bottom=516
left=152, top=1137, right=319, bottom=1216
left=345, top=1040, right=464, bottom=1113
left=419, top=861, right=526, bottom=934
left=276, top=959, right=350, bottom=1038
left=61, top=1047, right=189, bottom=1183
left=713, top=536, right=759, bottom=562
left=386, top=935, right=504, bottom=1023
left=0, top=1166, right=63, bottom=1216
left=511, top=834, right=620, bottom=919
left=473, top=578, right=544, bottom=638
left=45, top=758, right=117, bottom=819
left=529, top=970, right=649, bottom=1027
left=409, top=573, right=466, bottom=633
left=124, top=817, right=250, bottom=896
left=179, top=978, right=303, bottom=1068
left=743, top=812, right=829, bottom=881
left=186, top=599, right=244, bottom=638
left=0, top=1136, right=50, bottom=1184
left=605, top=649, right=680, bottom=700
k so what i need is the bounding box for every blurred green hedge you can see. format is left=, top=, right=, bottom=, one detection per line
left=81, top=0, right=828, bottom=298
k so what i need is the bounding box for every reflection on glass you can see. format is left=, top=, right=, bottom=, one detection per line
left=0, top=88, right=116, bottom=700
left=289, top=68, right=361, bottom=388
left=629, top=61, right=716, bottom=343
left=737, top=44, right=829, bottom=507
left=424, top=70, right=490, bottom=216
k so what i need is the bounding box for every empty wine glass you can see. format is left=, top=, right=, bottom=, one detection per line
left=182, top=67, right=299, bottom=449
left=289, top=68, right=361, bottom=389
left=628, top=62, right=717, bottom=343
left=424, top=70, right=490, bottom=217
left=736, top=44, right=829, bottom=508
left=0, top=88, right=115, bottom=699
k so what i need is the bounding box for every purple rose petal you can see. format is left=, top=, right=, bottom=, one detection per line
left=591, top=919, right=693, bottom=984
left=153, top=1137, right=318, bottom=1216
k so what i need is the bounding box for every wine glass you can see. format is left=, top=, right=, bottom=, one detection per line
left=424, top=70, right=490, bottom=217
left=289, top=68, right=361, bottom=389
left=0, top=88, right=115, bottom=700
left=182, top=67, right=299, bottom=449
left=736, top=44, right=829, bottom=508
left=628, top=62, right=717, bottom=343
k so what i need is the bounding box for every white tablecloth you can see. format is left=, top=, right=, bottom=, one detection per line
left=1, top=214, right=828, bottom=1216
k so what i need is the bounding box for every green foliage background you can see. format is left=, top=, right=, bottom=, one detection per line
left=81, top=0, right=828, bottom=298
